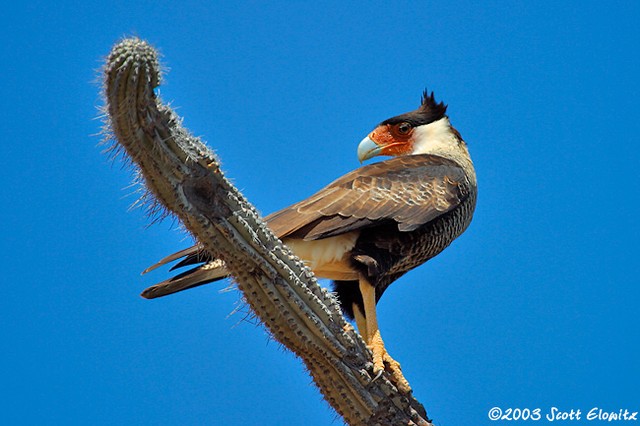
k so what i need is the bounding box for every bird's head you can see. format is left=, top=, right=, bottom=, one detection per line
left=357, top=90, right=463, bottom=162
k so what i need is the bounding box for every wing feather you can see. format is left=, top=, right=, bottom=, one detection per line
left=266, top=154, right=472, bottom=240
left=142, top=154, right=471, bottom=298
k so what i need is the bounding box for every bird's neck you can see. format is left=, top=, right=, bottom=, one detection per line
left=413, top=117, right=477, bottom=185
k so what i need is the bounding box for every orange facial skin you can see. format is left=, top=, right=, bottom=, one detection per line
left=368, top=123, right=415, bottom=157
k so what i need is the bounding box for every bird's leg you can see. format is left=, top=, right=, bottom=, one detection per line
left=352, top=303, right=368, bottom=345
left=358, top=279, right=385, bottom=373
left=358, top=277, right=411, bottom=393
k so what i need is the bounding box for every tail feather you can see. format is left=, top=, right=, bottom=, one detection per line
left=142, top=245, right=204, bottom=274
left=141, top=258, right=229, bottom=299
left=170, top=246, right=214, bottom=271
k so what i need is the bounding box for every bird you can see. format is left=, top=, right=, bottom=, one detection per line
left=141, top=90, right=477, bottom=389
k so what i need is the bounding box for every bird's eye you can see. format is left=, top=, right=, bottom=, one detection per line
left=397, top=122, right=412, bottom=135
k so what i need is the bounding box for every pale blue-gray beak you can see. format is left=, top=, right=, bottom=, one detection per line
left=357, top=136, right=382, bottom=163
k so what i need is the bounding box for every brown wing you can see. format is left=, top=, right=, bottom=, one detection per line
left=141, top=154, right=471, bottom=298
left=265, top=154, right=472, bottom=240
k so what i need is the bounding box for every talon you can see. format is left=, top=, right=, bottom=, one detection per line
left=384, top=351, right=412, bottom=393
left=342, top=322, right=354, bottom=334
left=371, top=368, right=384, bottom=383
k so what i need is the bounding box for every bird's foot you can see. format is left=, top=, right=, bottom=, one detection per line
left=383, top=351, right=411, bottom=394
left=368, top=330, right=412, bottom=393
left=342, top=322, right=355, bottom=334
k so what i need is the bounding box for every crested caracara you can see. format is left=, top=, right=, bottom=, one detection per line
left=142, top=90, right=477, bottom=390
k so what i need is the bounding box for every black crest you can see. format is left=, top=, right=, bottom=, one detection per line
left=420, top=90, right=447, bottom=118
left=381, top=88, right=448, bottom=127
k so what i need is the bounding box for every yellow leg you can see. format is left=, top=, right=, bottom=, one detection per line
left=352, top=303, right=368, bottom=344
left=358, top=276, right=411, bottom=393
left=358, top=279, right=385, bottom=373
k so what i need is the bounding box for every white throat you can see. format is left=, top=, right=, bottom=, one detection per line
left=412, top=117, right=476, bottom=185
left=412, top=117, right=457, bottom=156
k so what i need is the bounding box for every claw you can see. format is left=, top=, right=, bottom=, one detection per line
left=384, top=351, right=411, bottom=393
left=371, top=368, right=384, bottom=383
left=367, top=329, right=412, bottom=393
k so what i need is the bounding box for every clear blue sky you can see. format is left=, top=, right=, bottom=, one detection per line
left=1, top=2, right=638, bottom=425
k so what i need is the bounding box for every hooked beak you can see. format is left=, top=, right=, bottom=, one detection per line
left=357, top=136, right=382, bottom=163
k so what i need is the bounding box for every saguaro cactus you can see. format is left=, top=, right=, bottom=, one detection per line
left=101, top=37, right=432, bottom=426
